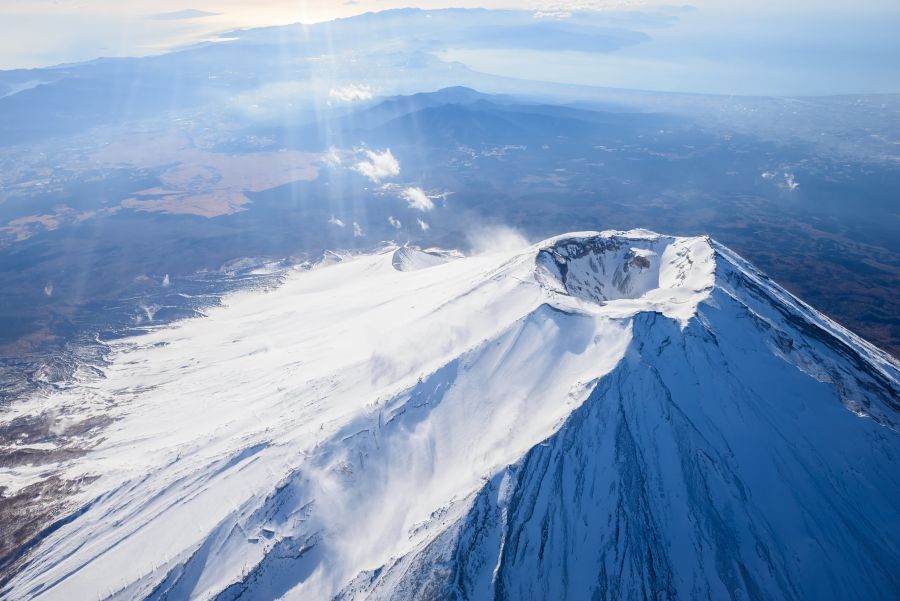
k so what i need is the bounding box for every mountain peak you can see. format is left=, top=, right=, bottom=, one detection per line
left=3, top=230, right=899, bottom=601
left=533, top=230, right=715, bottom=322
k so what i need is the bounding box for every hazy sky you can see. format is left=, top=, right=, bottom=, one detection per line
left=441, top=2, right=900, bottom=95
left=1, top=0, right=898, bottom=95
left=0, top=0, right=893, bottom=68
left=4, top=0, right=582, bottom=68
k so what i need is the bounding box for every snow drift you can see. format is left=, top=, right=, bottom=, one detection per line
left=2, top=230, right=899, bottom=600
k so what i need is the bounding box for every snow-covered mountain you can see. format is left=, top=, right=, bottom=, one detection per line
left=2, top=230, right=899, bottom=600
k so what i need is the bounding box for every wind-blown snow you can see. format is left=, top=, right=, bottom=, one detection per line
left=390, top=246, right=462, bottom=272
left=2, top=230, right=899, bottom=601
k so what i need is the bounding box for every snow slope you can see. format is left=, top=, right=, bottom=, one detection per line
left=2, top=230, right=899, bottom=600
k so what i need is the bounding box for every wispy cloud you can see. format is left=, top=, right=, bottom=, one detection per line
left=416, top=218, right=430, bottom=231
left=532, top=9, right=572, bottom=19
left=354, top=149, right=400, bottom=183
left=353, top=221, right=364, bottom=237
left=329, top=83, right=374, bottom=102
left=149, top=9, right=221, bottom=20
left=466, top=225, right=530, bottom=255
left=388, top=216, right=402, bottom=229
left=328, top=216, right=346, bottom=227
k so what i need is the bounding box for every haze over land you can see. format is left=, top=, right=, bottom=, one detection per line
left=1, top=8, right=897, bottom=360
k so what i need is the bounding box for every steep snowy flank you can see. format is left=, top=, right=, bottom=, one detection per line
left=2, top=230, right=898, bottom=601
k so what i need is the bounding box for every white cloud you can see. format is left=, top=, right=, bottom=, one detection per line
left=328, top=216, right=346, bottom=227
left=354, top=149, right=400, bottom=182
left=416, top=218, right=430, bottom=231
left=353, top=221, right=364, bottom=237
left=388, top=216, right=402, bottom=229
left=533, top=9, right=572, bottom=19
left=329, top=84, right=373, bottom=103
left=162, top=274, right=170, bottom=287
left=43, top=281, right=53, bottom=297
left=400, top=186, right=435, bottom=211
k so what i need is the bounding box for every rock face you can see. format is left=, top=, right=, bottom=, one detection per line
left=2, top=231, right=899, bottom=601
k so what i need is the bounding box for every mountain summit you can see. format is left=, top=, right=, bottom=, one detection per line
left=3, top=230, right=899, bottom=600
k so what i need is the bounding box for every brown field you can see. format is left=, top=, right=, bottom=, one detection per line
left=93, top=131, right=322, bottom=217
